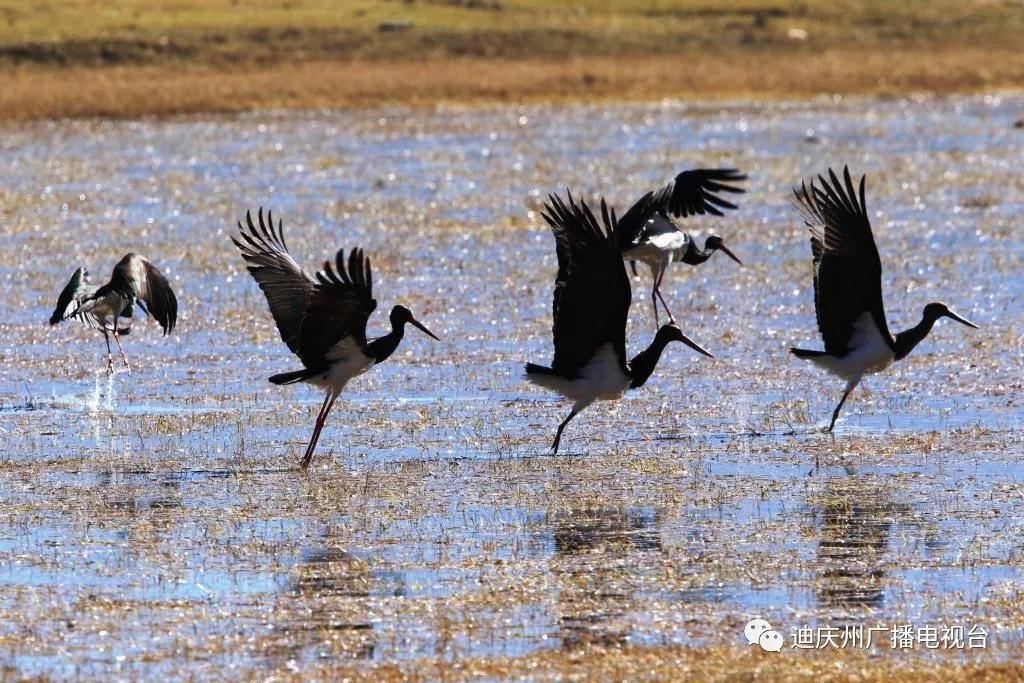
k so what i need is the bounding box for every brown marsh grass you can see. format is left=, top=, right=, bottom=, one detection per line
left=1, top=0, right=1023, bottom=119
left=3, top=49, right=1024, bottom=121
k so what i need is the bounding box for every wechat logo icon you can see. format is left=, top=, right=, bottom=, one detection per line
left=744, top=618, right=784, bottom=652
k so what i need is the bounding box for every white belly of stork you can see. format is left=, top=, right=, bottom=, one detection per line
left=621, top=241, right=666, bottom=271
left=307, top=337, right=375, bottom=391
left=622, top=232, right=688, bottom=267
left=648, top=231, right=689, bottom=258
left=528, top=343, right=631, bottom=409
left=809, top=312, right=896, bottom=381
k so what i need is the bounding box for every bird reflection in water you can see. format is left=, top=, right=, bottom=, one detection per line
left=551, top=507, right=661, bottom=649
left=267, top=545, right=378, bottom=662
left=812, top=472, right=918, bottom=611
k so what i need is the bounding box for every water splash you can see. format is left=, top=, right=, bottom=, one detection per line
left=87, top=369, right=119, bottom=412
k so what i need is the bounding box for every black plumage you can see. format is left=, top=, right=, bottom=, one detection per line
left=545, top=192, right=633, bottom=381
left=50, top=267, right=93, bottom=327
left=233, top=208, right=439, bottom=469
left=791, top=166, right=978, bottom=432
left=525, top=191, right=714, bottom=454
left=794, top=167, right=889, bottom=357
left=619, top=168, right=746, bottom=325
left=650, top=167, right=747, bottom=216
left=50, top=254, right=178, bottom=372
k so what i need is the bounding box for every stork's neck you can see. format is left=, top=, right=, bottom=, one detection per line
left=628, top=330, right=674, bottom=389
left=893, top=311, right=940, bottom=361
left=366, top=321, right=405, bottom=364
left=679, top=239, right=712, bottom=265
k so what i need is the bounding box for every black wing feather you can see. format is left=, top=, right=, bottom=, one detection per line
left=793, top=166, right=890, bottom=355
left=296, top=248, right=377, bottom=370
left=615, top=190, right=661, bottom=248
left=232, top=208, right=316, bottom=352
left=650, top=168, right=746, bottom=219
left=110, top=254, right=178, bottom=335
left=541, top=191, right=654, bottom=377
left=50, top=266, right=93, bottom=325
left=619, top=169, right=745, bottom=248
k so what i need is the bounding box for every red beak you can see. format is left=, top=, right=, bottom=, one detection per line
left=718, top=243, right=743, bottom=266
left=409, top=316, right=440, bottom=341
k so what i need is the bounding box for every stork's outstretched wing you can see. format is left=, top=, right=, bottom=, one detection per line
left=541, top=191, right=655, bottom=377
left=793, top=166, right=891, bottom=355
left=297, top=248, right=377, bottom=370
left=232, top=208, right=315, bottom=352
left=619, top=168, right=746, bottom=248
left=50, top=266, right=94, bottom=326
left=110, top=254, right=178, bottom=335
left=651, top=168, right=747, bottom=218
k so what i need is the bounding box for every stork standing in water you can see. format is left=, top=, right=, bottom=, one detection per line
left=791, top=166, right=978, bottom=432
left=525, top=191, right=715, bottom=454
left=621, top=168, right=746, bottom=325
left=49, top=254, right=178, bottom=372
left=233, top=209, right=440, bottom=470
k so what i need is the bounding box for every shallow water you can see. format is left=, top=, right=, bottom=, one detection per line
left=0, top=95, right=1023, bottom=677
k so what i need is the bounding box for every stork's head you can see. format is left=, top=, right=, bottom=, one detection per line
left=924, top=302, right=978, bottom=329
left=703, top=235, right=743, bottom=265
left=391, top=305, right=440, bottom=340
left=658, top=324, right=714, bottom=358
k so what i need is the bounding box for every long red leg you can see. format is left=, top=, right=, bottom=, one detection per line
left=650, top=268, right=661, bottom=327
left=101, top=328, right=114, bottom=373
left=300, top=391, right=339, bottom=470
left=653, top=270, right=676, bottom=324
left=112, top=328, right=130, bottom=373
left=551, top=407, right=580, bottom=454
left=655, top=289, right=676, bottom=325
left=827, top=381, right=858, bottom=433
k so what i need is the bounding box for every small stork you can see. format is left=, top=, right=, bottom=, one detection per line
left=525, top=191, right=714, bottom=454
left=621, top=168, right=746, bottom=325
left=233, top=209, right=440, bottom=470
left=49, top=254, right=178, bottom=372
left=791, top=166, right=978, bottom=432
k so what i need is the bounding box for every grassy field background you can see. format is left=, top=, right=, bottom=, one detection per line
left=0, top=0, right=1023, bottom=119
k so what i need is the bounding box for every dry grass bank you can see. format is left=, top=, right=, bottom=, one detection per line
left=3, top=47, right=1024, bottom=121
left=0, top=0, right=1023, bottom=120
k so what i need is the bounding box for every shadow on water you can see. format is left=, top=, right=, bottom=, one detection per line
left=809, top=466, right=925, bottom=614
left=553, top=507, right=661, bottom=555
left=551, top=507, right=661, bottom=650
left=267, top=545, right=378, bottom=662
left=293, top=548, right=375, bottom=600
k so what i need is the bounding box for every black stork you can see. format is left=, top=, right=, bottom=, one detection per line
left=525, top=191, right=715, bottom=454
left=49, top=254, right=178, bottom=373
left=620, top=168, right=746, bottom=325
left=232, top=208, right=440, bottom=470
left=791, top=166, right=978, bottom=432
